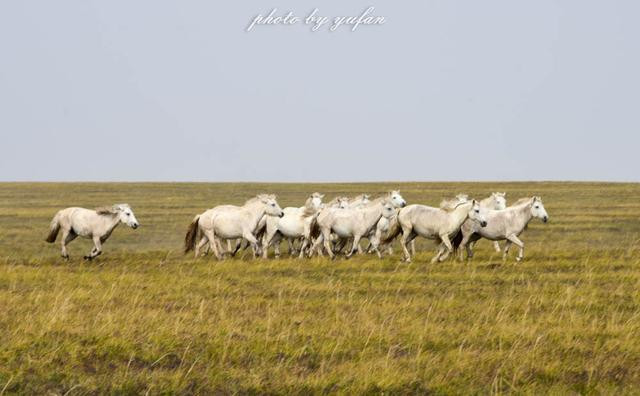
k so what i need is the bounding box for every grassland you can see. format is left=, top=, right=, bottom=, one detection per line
left=0, top=182, right=639, bottom=394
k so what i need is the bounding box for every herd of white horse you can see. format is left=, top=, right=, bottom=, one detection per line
left=45, top=191, right=549, bottom=263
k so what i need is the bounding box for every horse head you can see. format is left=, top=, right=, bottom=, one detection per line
left=113, top=204, right=139, bottom=229
left=530, top=196, right=548, bottom=223
left=389, top=190, right=407, bottom=208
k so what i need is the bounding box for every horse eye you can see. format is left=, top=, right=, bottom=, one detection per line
left=271, top=203, right=276, bottom=207
left=475, top=209, right=479, bottom=213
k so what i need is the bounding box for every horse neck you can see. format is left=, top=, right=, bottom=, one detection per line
left=511, top=202, right=534, bottom=228
left=360, top=204, right=384, bottom=227
left=479, top=196, right=494, bottom=208
left=243, top=201, right=268, bottom=226
left=367, top=196, right=385, bottom=206
left=100, top=213, right=121, bottom=234
left=449, top=201, right=473, bottom=226
left=300, top=200, right=319, bottom=217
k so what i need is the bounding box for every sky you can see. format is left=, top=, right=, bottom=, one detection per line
left=1, top=0, right=638, bottom=182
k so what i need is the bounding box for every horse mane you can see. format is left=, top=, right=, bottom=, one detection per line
left=243, top=196, right=261, bottom=205
left=366, top=196, right=385, bottom=206
left=439, top=194, right=468, bottom=212
left=367, top=190, right=397, bottom=206
left=95, top=206, right=118, bottom=216
left=244, top=194, right=276, bottom=206
left=512, top=197, right=532, bottom=206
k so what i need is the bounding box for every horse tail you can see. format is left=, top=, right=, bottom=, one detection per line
left=45, top=212, right=61, bottom=243
left=184, top=215, right=201, bottom=253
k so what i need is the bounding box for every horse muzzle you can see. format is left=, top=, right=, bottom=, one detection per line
left=131, top=223, right=139, bottom=229
left=279, top=212, right=285, bottom=218
left=480, top=221, right=487, bottom=227
left=543, top=217, right=548, bottom=223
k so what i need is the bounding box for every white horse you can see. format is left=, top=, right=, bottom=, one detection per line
left=398, top=196, right=487, bottom=263
left=475, top=192, right=507, bottom=252
left=184, top=194, right=284, bottom=259
left=454, top=196, right=548, bottom=262
left=313, top=200, right=396, bottom=259
left=261, top=192, right=324, bottom=259
left=359, top=190, right=407, bottom=257
left=45, top=204, right=139, bottom=260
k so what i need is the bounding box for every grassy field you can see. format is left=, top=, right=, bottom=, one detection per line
left=0, top=182, right=639, bottom=394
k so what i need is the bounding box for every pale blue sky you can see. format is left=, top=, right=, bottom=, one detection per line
left=1, top=0, right=638, bottom=182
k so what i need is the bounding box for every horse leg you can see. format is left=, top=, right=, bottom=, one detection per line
left=287, top=238, right=298, bottom=256
left=370, top=239, right=383, bottom=259
left=310, top=234, right=323, bottom=257
left=298, top=237, right=309, bottom=259
left=400, top=226, right=415, bottom=263
left=438, top=234, right=454, bottom=262
left=322, top=229, right=335, bottom=259
left=458, top=233, right=472, bottom=261
left=431, top=242, right=446, bottom=264
left=215, top=238, right=225, bottom=256
left=506, top=235, right=525, bottom=262
left=203, top=230, right=221, bottom=260
left=195, top=235, right=208, bottom=258
left=262, top=228, right=277, bottom=259
left=493, top=241, right=501, bottom=252
left=332, top=237, right=345, bottom=255
left=60, top=229, right=76, bottom=259
left=410, top=240, right=416, bottom=256
left=84, top=236, right=102, bottom=260
left=356, top=237, right=365, bottom=254
left=369, top=230, right=381, bottom=257
left=346, top=235, right=362, bottom=258
left=241, top=231, right=260, bottom=258
left=272, top=233, right=283, bottom=259
left=502, top=240, right=512, bottom=261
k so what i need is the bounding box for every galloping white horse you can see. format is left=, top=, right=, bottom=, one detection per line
left=362, top=190, right=407, bottom=257
left=262, top=192, right=324, bottom=258
left=184, top=194, right=284, bottom=259
left=454, top=196, right=548, bottom=262
left=45, top=204, right=140, bottom=260
left=314, top=200, right=396, bottom=259
left=398, top=196, right=487, bottom=263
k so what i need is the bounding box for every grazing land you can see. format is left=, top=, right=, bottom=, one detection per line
left=0, top=182, right=639, bottom=394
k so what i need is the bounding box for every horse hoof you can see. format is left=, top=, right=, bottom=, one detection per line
left=83, top=256, right=92, bottom=261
